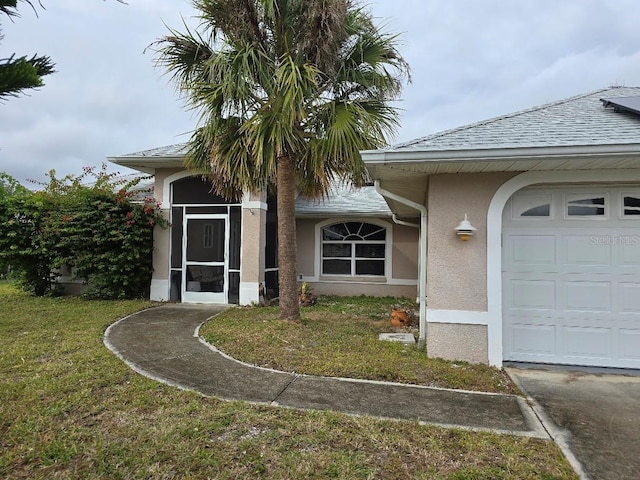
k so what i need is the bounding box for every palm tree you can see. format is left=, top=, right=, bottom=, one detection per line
left=155, top=0, right=409, bottom=321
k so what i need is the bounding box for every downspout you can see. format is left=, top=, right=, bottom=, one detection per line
left=392, top=214, right=419, bottom=229
left=374, top=180, right=428, bottom=350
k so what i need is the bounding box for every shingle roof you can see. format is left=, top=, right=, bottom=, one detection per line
left=295, top=184, right=391, bottom=217
left=115, top=143, right=189, bottom=158
left=112, top=144, right=388, bottom=217
left=384, top=86, right=640, bottom=153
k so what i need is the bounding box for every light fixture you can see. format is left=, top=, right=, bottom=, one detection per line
left=454, top=214, right=476, bottom=241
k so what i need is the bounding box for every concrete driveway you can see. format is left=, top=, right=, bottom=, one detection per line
left=508, top=367, right=640, bottom=480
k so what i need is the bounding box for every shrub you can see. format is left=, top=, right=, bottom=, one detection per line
left=0, top=166, right=168, bottom=299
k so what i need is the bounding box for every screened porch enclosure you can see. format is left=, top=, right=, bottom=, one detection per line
left=169, top=176, right=241, bottom=304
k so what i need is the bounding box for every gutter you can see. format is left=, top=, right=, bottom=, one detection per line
left=374, top=180, right=428, bottom=350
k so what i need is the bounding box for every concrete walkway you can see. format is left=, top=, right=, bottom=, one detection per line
left=104, top=305, right=548, bottom=438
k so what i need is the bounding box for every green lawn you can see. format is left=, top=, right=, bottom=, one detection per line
left=0, top=283, right=577, bottom=479
left=201, top=296, right=516, bottom=394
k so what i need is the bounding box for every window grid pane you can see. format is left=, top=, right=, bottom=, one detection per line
left=356, top=260, right=385, bottom=276
left=567, top=196, right=606, bottom=217
left=624, top=196, right=640, bottom=216
left=355, top=243, right=385, bottom=258
left=521, top=204, right=551, bottom=217
left=323, top=243, right=352, bottom=258
left=323, top=259, right=352, bottom=275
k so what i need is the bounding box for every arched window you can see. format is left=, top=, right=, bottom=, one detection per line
left=321, top=222, right=386, bottom=276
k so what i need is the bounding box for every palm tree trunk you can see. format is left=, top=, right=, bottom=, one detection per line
left=276, top=154, right=301, bottom=321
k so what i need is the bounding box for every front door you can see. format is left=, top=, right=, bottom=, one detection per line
left=183, top=214, right=228, bottom=303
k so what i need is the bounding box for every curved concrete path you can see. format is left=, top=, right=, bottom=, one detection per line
left=104, top=305, right=548, bottom=437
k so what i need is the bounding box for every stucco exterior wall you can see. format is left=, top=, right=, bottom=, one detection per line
left=148, top=168, right=184, bottom=284
left=240, top=200, right=266, bottom=284
left=426, top=172, right=518, bottom=311
left=296, top=218, right=317, bottom=277
left=427, top=323, right=489, bottom=364
left=309, top=281, right=416, bottom=298
left=392, top=224, right=419, bottom=280
left=153, top=168, right=183, bottom=206
left=152, top=210, right=171, bottom=281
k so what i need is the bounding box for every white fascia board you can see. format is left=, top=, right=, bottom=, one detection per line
left=107, top=156, right=186, bottom=173
left=362, top=143, right=640, bottom=165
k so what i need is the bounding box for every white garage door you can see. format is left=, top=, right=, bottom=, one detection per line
left=503, top=186, right=640, bottom=368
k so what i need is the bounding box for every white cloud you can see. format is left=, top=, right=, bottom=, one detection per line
left=2, top=0, right=640, bottom=183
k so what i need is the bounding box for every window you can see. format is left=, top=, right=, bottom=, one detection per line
left=321, top=222, right=386, bottom=276
left=511, top=192, right=552, bottom=219
left=623, top=195, right=640, bottom=216
left=521, top=204, right=551, bottom=217
left=567, top=195, right=606, bottom=216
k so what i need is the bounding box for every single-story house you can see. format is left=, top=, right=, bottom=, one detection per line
left=110, top=85, right=640, bottom=370
left=108, top=146, right=420, bottom=306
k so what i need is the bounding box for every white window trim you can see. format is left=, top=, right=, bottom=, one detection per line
left=312, top=218, right=393, bottom=283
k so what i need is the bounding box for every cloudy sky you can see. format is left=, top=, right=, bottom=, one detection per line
left=2, top=0, right=640, bottom=185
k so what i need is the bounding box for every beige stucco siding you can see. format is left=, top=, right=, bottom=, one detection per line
left=392, top=224, right=419, bottom=280
left=427, top=323, right=489, bottom=364
left=426, top=172, right=518, bottom=311
left=310, top=282, right=416, bottom=298
left=240, top=198, right=266, bottom=284
left=152, top=210, right=171, bottom=280
left=148, top=169, right=184, bottom=283
left=153, top=168, right=183, bottom=206
left=296, top=218, right=317, bottom=277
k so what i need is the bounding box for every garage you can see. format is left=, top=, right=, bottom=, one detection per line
left=503, top=186, right=640, bottom=368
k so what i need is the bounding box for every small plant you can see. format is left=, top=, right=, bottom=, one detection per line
left=298, top=282, right=317, bottom=306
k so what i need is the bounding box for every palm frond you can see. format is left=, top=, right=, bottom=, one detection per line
left=157, top=0, right=409, bottom=198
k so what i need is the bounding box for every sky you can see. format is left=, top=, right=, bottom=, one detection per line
left=2, top=0, right=640, bottom=185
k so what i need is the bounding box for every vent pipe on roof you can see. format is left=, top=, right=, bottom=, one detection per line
left=374, top=180, right=427, bottom=350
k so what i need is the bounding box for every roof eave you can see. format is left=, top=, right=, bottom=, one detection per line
left=107, top=155, right=186, bottom=174
left=361, top=143, right=640, bottom=165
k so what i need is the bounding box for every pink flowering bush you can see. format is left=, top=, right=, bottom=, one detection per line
left=0, top=166, right=168, bottom=299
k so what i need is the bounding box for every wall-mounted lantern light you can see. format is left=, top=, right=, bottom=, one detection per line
left=454, top=214, right=476, bottom=241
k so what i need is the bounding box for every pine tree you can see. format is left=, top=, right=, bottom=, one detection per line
left=0, top=1, right=54, bottom=101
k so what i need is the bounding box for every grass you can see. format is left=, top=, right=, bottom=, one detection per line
left=0, top=283, right=578, bottom=479
left=200, top=296, right=517, bottom=394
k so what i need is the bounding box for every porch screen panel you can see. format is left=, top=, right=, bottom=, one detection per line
left=229, top=207, right=241, bottom=271
left=170, top=270, right=182, bottom=302
left=186, top=219, right=225, bottom=263
left=228, top=272, right=240, bottom=304
left=186, top=265, right=224, bottom=293
left=171, top=207, right=183, bottom=269
left=172, top=176, right=233, bottom=205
